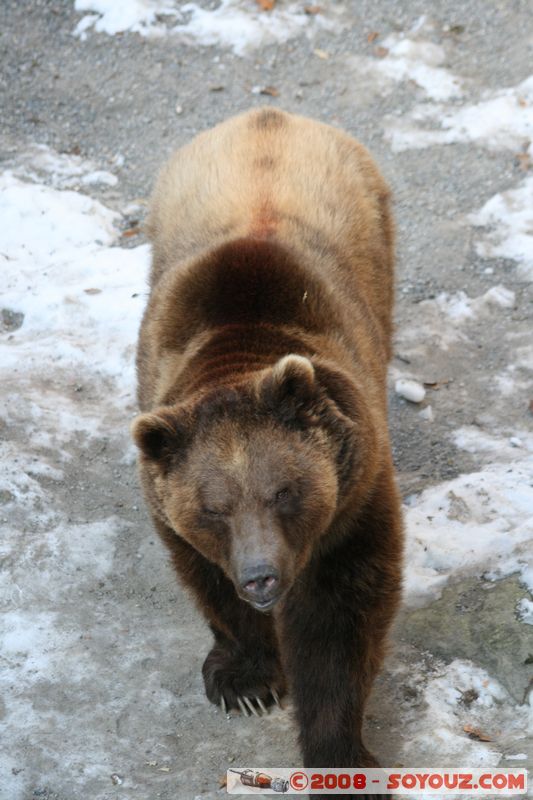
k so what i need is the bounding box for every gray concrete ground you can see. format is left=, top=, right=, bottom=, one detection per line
left=0, top=1, right=532, bottom=799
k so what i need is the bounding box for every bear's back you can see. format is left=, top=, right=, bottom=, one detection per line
left=138, top=110, right=395, bottom=409
left=147, top=110, right=393, bottom=327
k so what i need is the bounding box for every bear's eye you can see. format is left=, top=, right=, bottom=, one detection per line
left=202, top=506, right=225, bottom=517
left=268, top=485, right=300, bottom=514
left=274, top=487, right=291, bottom=503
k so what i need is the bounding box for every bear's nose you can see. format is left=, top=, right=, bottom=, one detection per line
left=239, top=564, right=280, bottom=608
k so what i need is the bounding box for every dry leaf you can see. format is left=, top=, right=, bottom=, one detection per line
left=313, top=48, right=329, bottom=59
left=463, top=724, right=491, bottom=742
left=304, top=5, right=322, bottom=13
left=367, top=31, right=379, bottom=43
left=515, top=153, right=531, bottom=171
left=423, top=379, right=451, bottom=390
left=256, top=0, right=275, bottom=9
left=374, top=46, right=389, bottom=58
left=84, top=288, right=101, bottom=295
left=121, top=226, right=140, bottom=238
left=260, top=86, right=279, bottom=97
left=517, top=97, right=527, bottom=108
left=219, top=774, right=228, bottom=788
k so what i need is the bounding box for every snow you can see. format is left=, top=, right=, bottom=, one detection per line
left=174, top=0, right=336, bottom=57
left=0, top=171, right=149, bottom=395
left=432, top=285, right=517, bottom=322
left=350, top=32, right=463, bottom=101
left=516, top=598, right=533, bottom=625
left=0, top=441, right=60, bottom=521
left=0, top=167, right=151, bottom=770
left=452, top=426, right=533, bottom=457
left=404, top=455, right=533, bottom=606
left=469, top=176, right=533, bottom=280
left=81, top=169, right=118, bottom=186
left=0, top=518, right=121, bottom=610
left=74, top=0, right=178, bottom=37
left=73, top=0, right=341, bottom=55
left=386, top=74, right=533, bottom=153
left=396, top=286, right=516, bottom=354
left=399, top=659, right=532, bottom=769
left=6, top=143, right=118, bottom=190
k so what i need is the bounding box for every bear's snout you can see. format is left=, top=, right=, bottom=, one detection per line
left=238, top=563, right=281, bottom=611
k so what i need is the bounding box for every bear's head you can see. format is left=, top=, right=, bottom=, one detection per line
left=132, top=355, right=382, bottom=612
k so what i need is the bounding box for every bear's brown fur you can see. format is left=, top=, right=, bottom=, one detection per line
left=132, top=108, right=403, bottom=793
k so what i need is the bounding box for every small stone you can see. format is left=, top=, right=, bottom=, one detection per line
left=1, top=308, right=24, bottom=332
left=0, top=489, right=15, bottom=505
left=395, top=378, right=426, bottom=404
left=418, top=405, right=434, bottom=422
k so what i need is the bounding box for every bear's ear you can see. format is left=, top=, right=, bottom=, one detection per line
left=259, top=355, right=321, bottom=425
left=131, top=407, right=189, bottom=464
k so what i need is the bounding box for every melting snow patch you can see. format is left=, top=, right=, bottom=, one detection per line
left=0, top=442, right=57, bottom=519
left=404, top=455, right=533, bottom=605
left=386, top=74, right=533, bottom=153
left=174, top=0, right=339, bottom=56
left=469, top=176, right=533, bottom=281
left=452, top=426, right=533, bottom=459
left=350, top=32, right=462, bottom=101
left=74, top=0, right=179, bottom=37
left=516, top=598, right=533, bottom=625
left=0, top=518, right=122, bottom=610
left=396, top=286, right=515, bottom=355
left=400, top=659, right=531, bottom=769
left=73, top=0, right=341, bottom=55
left=1, top=610, right=78, bottom=677
left=0, top=153, right=148, bottom=542
left=435, top=286, right=515, bottom=321
left=0, top=171, right=149, bottom=395
left=7, top=144, right=118, bottom=190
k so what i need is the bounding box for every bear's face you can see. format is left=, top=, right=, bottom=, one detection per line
left=133, top=356, right=379, bottom=612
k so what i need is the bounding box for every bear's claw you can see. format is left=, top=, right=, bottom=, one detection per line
left=237, top=697, right=248, bottom=716
left=270, top=687, right=281, bottom=708
left=220, top=688, right=281, bottom=717
left=243, top=696, right=260, bottom=717
left=256, top=696, right=268, bottom=714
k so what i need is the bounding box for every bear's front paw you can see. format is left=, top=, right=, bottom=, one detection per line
left=202, top=642, right=286, bottom=717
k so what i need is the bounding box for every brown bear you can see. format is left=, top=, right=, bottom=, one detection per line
left=132, top=108, right=403, bottom=792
